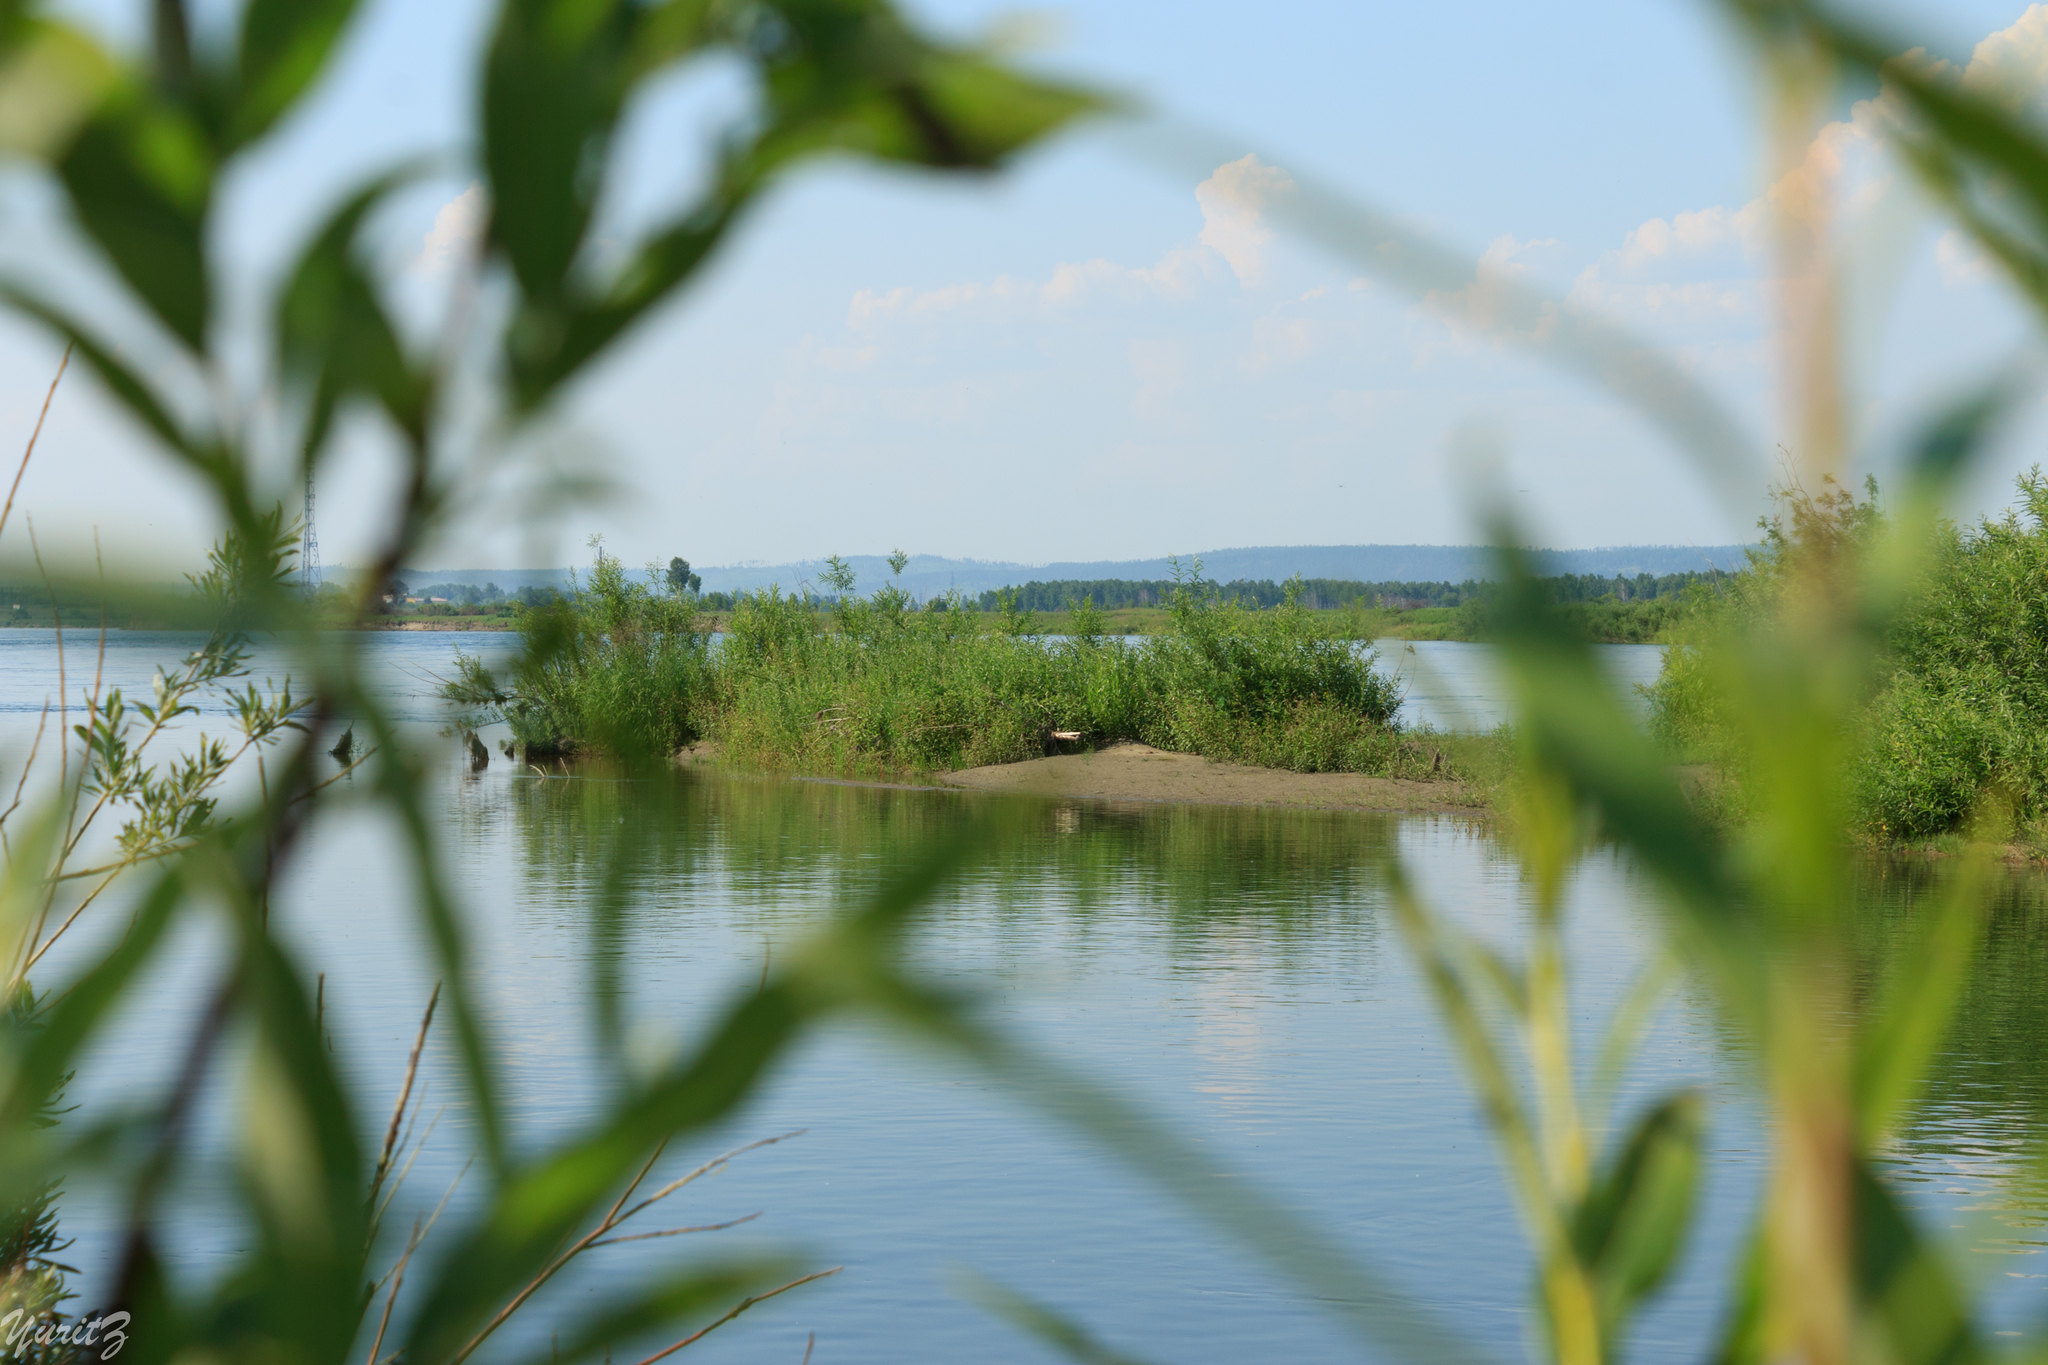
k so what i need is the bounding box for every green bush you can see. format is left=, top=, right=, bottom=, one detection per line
left=1850, top=469, right=2048, bottom=838
left=458, top=561, right=1422, bottom=778
left=447, top=544, right=713, bottom=758
left=1643, top=468, right=2048, bottom=840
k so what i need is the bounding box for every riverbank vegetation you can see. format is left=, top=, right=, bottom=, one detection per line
left=1, top=0, right=2041, bottom=1362
left=1646, top=469, right=2048, bottom=850
left=443, top=552, right=1463, bottom=780
left=695, top=568, right=1715, bottom=644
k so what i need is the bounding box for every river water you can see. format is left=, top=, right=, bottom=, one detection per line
left=10, top=629, right=2047, bottom=1361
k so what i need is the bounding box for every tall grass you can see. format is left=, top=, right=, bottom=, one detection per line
left=446, top=542, right=714, bottom=758
left=2, top=1, right=2045, bottom=1363
left=453, top=556, right=1427, bottom=779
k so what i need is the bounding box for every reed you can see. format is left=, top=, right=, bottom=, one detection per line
left=449, top=556, right=1438, bottom=780
left=0, top=1, right=2041, bottom=1362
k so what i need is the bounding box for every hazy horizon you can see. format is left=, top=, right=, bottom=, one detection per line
left=0, top=0, right=2037, bottom=576
left=353, top=540, right=1754, bottom=598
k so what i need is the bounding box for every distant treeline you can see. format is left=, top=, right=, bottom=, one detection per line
left=971, top=571, right=1721, bottom=614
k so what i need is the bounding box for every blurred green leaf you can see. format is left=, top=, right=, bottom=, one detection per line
left=0, top=286, right=199, bottom=458
left=370, top=736, right=512, bottom=1176
left=277, top=167, right=433, bottom=454
left=498, top=1262, right=812, bottom=1365
left=960, top=1272, right=1163, bottom=1365
left=1571, top=1092, right=1702, bottom=1337
left=494, top=0, right=1098, bottom=408
left=231, top=0, right=360, bottom=148
left=1853, top=858, right=1983, bottom=1145
left=481, top=0, right=635, bottom=307
left=1487, top=546, right=1763, bottom=1021
left=1709, top=1223, right=1769, bottom=1365
left=1758, top=0, right=2048, bottom=329
left=1385, top=860, right=1551, bottom=1225
left=505, top=202, right=738, bottom=408
left=400, top=829, right=976, bottom=1362
left=4, top=871, right=179, bottom=1133
left=206, top=925, right=368, bottom=1354
left=1900, top=379, right=2016, bottom=496
left=58, top=89, right=214, bottom=351
left=1851, top=1157, right=1978, bottom=1365
left=0, top=21, right=116, bottom=159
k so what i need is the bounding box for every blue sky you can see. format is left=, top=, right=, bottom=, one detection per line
left=3, top=0, right=2045, bottom=572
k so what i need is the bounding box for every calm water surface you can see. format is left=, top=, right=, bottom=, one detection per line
left=11, top=630, right=2047, bottom=1361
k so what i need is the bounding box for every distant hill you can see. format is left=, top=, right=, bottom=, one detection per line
left=336, top=544, right=1751, bottom=599
left=689, top=544, right=1751, bottom=599
left=328, top=567, right=576, bottom=591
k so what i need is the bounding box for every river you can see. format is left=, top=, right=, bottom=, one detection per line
left=9, top=629, right=2044, bottom=1361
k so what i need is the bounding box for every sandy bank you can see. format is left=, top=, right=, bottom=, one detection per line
left=936, top=741, right=1482, bottom=814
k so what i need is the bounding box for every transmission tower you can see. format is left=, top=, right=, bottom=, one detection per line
left=300, top=471, right=322, bottom=597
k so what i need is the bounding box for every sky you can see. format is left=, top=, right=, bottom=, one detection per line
left=0, top=0, right=2045, bottom=574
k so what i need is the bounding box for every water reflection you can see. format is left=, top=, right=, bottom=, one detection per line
left=467, top=760, right=2048, bottom=1349
left=492, top=764, right=1394, bottom=956
left=1858, top=859, right=2048, bottom=1283
left=22, top=630, right=2048, bottom=1358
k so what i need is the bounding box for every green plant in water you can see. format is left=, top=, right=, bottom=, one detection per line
left=1388, top=771, right=1699, bottom=1364
left=462, top=540, right=1419, bottom=778
left=0, top=0, right=2044, bottom=1362
left=0, top=0, right=1096, bottom=1357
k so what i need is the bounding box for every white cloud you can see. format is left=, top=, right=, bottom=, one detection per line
left=1571, top=4, right=2048, bottom=327
left=846, top=154, right=1300, bottom=327
left=847, top=248, right=1218, bottom=326
left=1195, top=154, right=1295, bottom=286
left=1416, top=234, right=1565, bottom=351
left=1960, top=4, right=2048, bottom=113
left=1478, top=234, right=1557, bottom=276
left=1935, top=228, right=1996, bottom=286
left=413, top=182, right=485, bottom=276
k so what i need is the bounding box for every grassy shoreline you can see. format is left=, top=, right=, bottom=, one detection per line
left=444, top=554, right=1503, bottom=790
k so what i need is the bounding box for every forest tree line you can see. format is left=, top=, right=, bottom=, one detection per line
left=965, top=570, right=1721, bottom=614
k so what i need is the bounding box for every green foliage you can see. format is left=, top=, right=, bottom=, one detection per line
left=1644, top=473, right=1884, bottom=771
left=1646, top=466, right=2048, bottom=841
left=445, top=541, right=712, bottom=759
left=1850, top=469, right=2048, bottom=839
left=464, top=551, right=1418, bottom=778
left=2, top=1, right=2045, bottom=1363
left=979, top=570, right=1718, bottom=615
left=0, top=0, right=1096, bottom=1356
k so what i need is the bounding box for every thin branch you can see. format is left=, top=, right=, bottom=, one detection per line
left=375, top=1104, right=445, bottom=1228
left=601, top=1139, right=671, bottom=1235
left=613, top=1131, right=804, bottom=1229
left=366, top=1216, right=420, bottom=1365
left=291, top=745, right=381, bottom=805
left=0, top=343, right=69, bottom=547
left=631, top=1269, right=843, bottom=1365
left=18, top=866, right=122, bottom=977
left=586, top=1212, right=761, bottom=1247
left=370, top=981, right=441, bottom=1213
left=450, top=1131, right=805, bottom=1365
left=1, top=700, right=50, bottom=828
